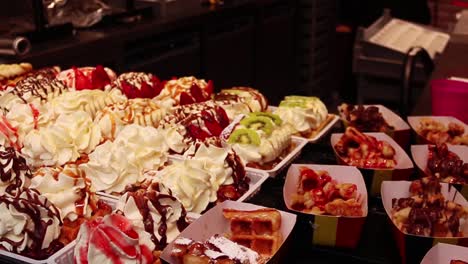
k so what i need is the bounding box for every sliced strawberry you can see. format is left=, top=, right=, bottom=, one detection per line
left=91, top=65, right=111, bottom=90
left=187, top=124, right=210, bottom=141
left=120, top=80, right=138, bottom=99
left=215, top=106, right=230, bottom=128
left=205, top=80, right=214, bottom=95
left=151, top=76, right=163, bottom=97
left=202, top=111, right=223, bottom=136
left=190, top=83, right=206, bottom=103
left=179, top=92, right=195, bottom=105
left=139, top=80, right=153, bottom=98
left=73, top=67, right=92, bottom=90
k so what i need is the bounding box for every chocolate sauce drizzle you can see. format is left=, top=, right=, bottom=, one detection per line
left=119, top=187, right=189, bottom=251
left=13, top=78, right=67, bottom=103
left=0, top=146, right=32, bottom=194
left=0, top=188, right=63, bottom=259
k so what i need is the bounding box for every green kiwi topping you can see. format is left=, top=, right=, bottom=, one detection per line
left=228, top=128, right=261, bottom=146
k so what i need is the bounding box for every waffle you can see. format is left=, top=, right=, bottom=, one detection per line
left=223, top=208, right=282, bottom=256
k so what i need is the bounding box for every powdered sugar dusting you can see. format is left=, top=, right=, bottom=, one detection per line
left=208, top=235, right=259, bottom=264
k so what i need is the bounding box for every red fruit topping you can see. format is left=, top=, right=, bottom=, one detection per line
left=190, top=83, right=206, bottom=103
left=202, top=111, right=223, bottom=136
left=91, top=65, right=111, bottom=90
left=215, top=106, right=230, bottom=128
left=300, top=167, right=319, bottom=191
left=108, top=214, right=139, bottom=240
left=205, top=80, right=214, bottom=95
left=139, top=81, right=153, bottom=99
left=187, top=124, right=210, bottom=141
left=180, top=92, right=195, bottom=105
left=319, top=173, right=332, bottom=186
left=73, top=67, right=92, bottom=90
left=120, top=80, right=138, bottom=99
left=151, top=76, right=163, bottom=97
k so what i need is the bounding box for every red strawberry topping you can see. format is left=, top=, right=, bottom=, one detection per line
left=91, top=65, right=111, bottom=90
left=73, top=67, right=92, bottom=90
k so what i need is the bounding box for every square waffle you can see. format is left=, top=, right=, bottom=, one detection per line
left=223, top=208, right=282, bottom=256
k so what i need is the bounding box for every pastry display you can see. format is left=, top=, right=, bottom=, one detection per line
left=223, top=208, right=282, bottom=257
left=56, top=66, right=116, bottom=90
left=95, top=98, right=167, bottom=140
left=116, top=184, right=189, bottom=254
left=338, top=103, right=394, bottom=133
left=154, top=76, right=213, bottom=108
left=214, top=87, right=268, bottom=120
left=172, top=234, right=265, bottom=264
left=391, top=178, right=468, bottom=237
left=139, top=144, right=249, bottom=214
left=290, top=167, right=363, bottom=216
left=74, top=213, right=155, bottom=264
left=113, top=72, right=165, bottom=99
left=334, top=127, right=396, bottom=168
left=417, top=118, right=468, bottom=145
left=274, top=96, right=330, bottom=138
left=80, top=124, right=169, bottom=194
left=226, top=112, right=295, bottom=170
left=425, top=144, right=468, bottom=184
left=159, top=101, right=230, bottom=154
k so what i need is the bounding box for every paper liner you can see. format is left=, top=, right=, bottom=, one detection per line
left=381, top=181, right=468, bottom=264
left=407, top=116, right=468, bottom=145
left=97, top=169, right=269, bottom=219
left=160, top=200, right=297, bottom=264
left=339, top=104, right=411, bottom=148
left=411, top=144, right=468, bottom=198
left=420, top=243, right=468, bottom=264
left=330, top=132, right=414, bottom=196
left=283, top=164, right=368, bottom=248
left=268, top=106, right=339, bottom=143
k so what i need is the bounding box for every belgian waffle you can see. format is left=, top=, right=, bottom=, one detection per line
left=222, top=208, right=282, bottom=256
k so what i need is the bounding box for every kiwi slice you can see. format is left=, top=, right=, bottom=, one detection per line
left=228, top=128, right=261, bottom=146
left=240, top=116, right=274, bottom=135
left=251, top=112, right=282, bottom=126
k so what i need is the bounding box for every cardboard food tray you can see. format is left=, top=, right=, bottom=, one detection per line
left=330, top=132, right=414, bottom=196
left=407, top=116, right=468, bottom=145
left=411, top=144, right=468, bottom=198
left=283, top=164, right=368, bottom=248
left=97, top=169, right=269, bottom=219
left=160, top=200, right=297, bottom=264
left=339, top=104, right=411, bottom=148
left=269, top=106, right=340, bottom=143
left=381, top=181, right=468, bottom=264
left=420, top=243, right=468, bottom=264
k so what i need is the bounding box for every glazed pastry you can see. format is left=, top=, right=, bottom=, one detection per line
left=391, top=177, right=468, bottom=237
left=154, top=76, right=213, bottom=108
left=113, top=72, right=164, bottom=99
left=338, top=103, right=393, bottom=133
left=214, top=87, right=268, bottom=120
left=334, top=127, right=396, bottom=168
left=290, top=167, right=363, bottom=216
left=95, top=98, right=167, bottom=140
left=426, top=143, right=468, bottom=184
left=56, top=66, right=116, bottom=90
left=172, top=234, right=265, bottom=264
left=417, top=118, right=468, bottom=145
left=275, top=96, right=329, bottom=137
left=226, top=112, right=294, bottom=169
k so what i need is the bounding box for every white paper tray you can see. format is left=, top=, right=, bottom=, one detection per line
left=97, top=169, right=269, bottom=219
left=407, top=116, right=468, bottom=145
left=420, top=243, right=468, bottom=264
left=269, top=105, right=339, bottom=143
left=160, top=200, right=297, bottom=264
